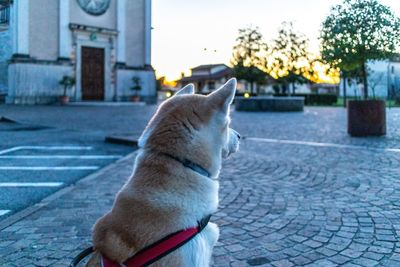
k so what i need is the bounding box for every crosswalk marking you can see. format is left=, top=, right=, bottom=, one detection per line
left=0, top=166, right=99, bottom=170
left=0, top=145, right=122, bottom=220
left=246, top=137, right=400, bottom=153
left=0, top=182, right=63, bottom=187
left=0, top=210, right=11, bottom=216
left=0, top=155, right=122, bottom=159
left=0, top=146, right=93, bottom=155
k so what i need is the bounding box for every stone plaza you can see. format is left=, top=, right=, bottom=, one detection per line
left=0, top=105, right=400, bottom=266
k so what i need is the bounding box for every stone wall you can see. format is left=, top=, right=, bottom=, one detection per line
left=7, top=63, right=72, bottom=104
left=235, top=96, right=305, bottom=112
left=116, top=68, right=156, bottom=103
left=0, top=29, right=12, bottom=93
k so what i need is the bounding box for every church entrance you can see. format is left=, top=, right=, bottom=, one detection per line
left=81, top=46, right=105, bottom=100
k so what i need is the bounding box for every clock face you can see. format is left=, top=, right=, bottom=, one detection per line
left=77, top=0, right=111, bottom=16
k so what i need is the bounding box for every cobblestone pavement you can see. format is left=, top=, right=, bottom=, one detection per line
left=1, top=107, right=400, bottom=266
left=231, top=107, right=400, bottom=149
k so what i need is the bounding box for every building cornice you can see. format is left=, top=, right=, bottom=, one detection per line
left=115, top=63, right=154, bottom=71
left=9, top=54, right=72, bottom=66
left=69, top=23, right=118, bottom=35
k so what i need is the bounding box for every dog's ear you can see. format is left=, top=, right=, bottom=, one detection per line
left=175, top=84, right=195, bottom=96
left=208, top=78, right=237, bottom=113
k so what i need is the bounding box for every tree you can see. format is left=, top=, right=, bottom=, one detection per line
left=320, top=0, right=400, bottom=99
left=266, top=22, right=311, bottom=94
left=59, top=75, right=75, bottom=97
left=231, top=27, right=268, bottom=94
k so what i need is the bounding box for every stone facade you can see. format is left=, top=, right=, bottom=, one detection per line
left=0, top=28, right=11, bottom=94
left=0, top=0, right=156, bottom=104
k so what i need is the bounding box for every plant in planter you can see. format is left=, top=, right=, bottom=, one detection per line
left=321, top=0, right=400, bottom=136
left=131, top=76, right=142, bottom=102
left=58, top=75, right=76, bottom=105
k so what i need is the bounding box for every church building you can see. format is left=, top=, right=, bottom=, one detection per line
left=0, top=0, right=156, bottom=104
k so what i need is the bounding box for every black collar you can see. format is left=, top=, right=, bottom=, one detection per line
left=160, top=152, right=211, bottom=178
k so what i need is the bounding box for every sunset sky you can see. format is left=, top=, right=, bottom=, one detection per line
left=151, top=0, right=400, bottom=82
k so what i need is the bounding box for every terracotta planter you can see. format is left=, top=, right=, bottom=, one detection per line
left=347, top=100, right=386, bottom=136
left=59, top=95, right=70, bottom=105
left=131, top=95, right=140, bottom=102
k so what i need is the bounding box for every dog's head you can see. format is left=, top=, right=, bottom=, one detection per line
left=138, top=78, right=240, bottom=177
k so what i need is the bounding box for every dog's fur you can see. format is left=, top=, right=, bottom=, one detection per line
left=86, top=78, right=240, bottom=266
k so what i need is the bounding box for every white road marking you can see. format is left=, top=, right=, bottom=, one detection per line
left=246, top=137, right=400, bottom=153
left=0, top=146, right=93, bottom=155
left=0, top=155, right=122, bottom=159
left=0, top=210, right=10, bottom=216
left=0, top=166, right=99, bottom=170
left=0, top=182, right=63, bottom=187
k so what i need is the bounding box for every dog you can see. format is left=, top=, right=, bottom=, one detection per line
left=86, top=78, right=240, bottom=266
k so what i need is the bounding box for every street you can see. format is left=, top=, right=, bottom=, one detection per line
left=0, top=104, right=154, bottom=219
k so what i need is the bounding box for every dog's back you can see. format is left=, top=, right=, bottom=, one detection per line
left=86, top=79, right=239, bottom=266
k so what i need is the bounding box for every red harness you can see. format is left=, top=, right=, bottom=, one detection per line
left=101, top=215, right=211, bottom=267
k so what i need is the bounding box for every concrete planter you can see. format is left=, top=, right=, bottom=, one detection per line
left=235, top=96, right=304, bottom=112
left=347, top=100, right=386, bottom=136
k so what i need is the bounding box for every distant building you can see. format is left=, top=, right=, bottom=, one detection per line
left=178, top=63, right=276, bottom=94
left=178, top=63, right=342, bottom=96
left=0, top=0, right=156, bottom=104
left=178, top=64, right=234, bottom=93
left=339, top=58, right=400, bottom=99
left=310, top=83, right=339, bottom=95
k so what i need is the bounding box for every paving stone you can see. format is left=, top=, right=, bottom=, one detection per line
left=329, top=254, right=352, bottom=264
left=352, top=257, right=379, bottom=266
left=362, top=251, right=384, bottom=261
left=289, top=235, right=308, bottom=243
left=225, top=244, right=245, bottom=253
left=290, top=255, right=312, bottom=265
left=340, top=249, right=363, bottom=258
left=271, top=259, right=293, bottom=267
left=303, top=240, right=323, bottom=248
left=312, top=259, right=338, bottom=267
left=316, top=247, right=337, bottom=257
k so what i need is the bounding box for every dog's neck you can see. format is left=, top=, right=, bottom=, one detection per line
left=155, top=150, right=211, bottom=178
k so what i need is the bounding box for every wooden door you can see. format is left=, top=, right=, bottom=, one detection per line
left=81, top=46, right=105, bottom=100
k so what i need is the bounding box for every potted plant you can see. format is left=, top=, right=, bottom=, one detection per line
left=131, top=76, right=142, bottom=102
left=59, top=75, right=75, bottom=105
left=320, top=0, right=400, bottom=136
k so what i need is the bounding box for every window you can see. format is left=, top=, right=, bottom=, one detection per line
left=0, top=5, right=10, bottom=25
left=208, top=81, right=216, bottom=90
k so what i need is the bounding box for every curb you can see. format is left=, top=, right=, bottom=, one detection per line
left=105, top=135, right=140, bottom=146
left=0, top=150, right=139, bottom=231
left=0, top=116, right=18, bottom=123
left=68, top=102, right=146, bottom=107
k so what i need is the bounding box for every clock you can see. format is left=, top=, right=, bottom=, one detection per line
left=77, top=0, right=111, bottom=16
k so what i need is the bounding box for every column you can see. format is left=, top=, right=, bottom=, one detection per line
left=59, top=0, right=70, bottom=59
left=144, top=0, right=151, bottom=66
left=117, top=0, right=126, bottom=63
left=12, top=0, right=29, bottom=56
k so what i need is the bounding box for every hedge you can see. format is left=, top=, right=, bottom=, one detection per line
left=273, top=94, right=338, bottom=105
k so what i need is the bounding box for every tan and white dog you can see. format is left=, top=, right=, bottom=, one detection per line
left=86, top=78, right=240, bottom=266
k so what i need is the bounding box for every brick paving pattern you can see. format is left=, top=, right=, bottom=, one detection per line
left=1, top=107, right=400, bottom=266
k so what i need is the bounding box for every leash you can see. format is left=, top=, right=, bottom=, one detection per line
left=70, top=246, right=94, bottom=267
left=70, top=215, right=211, bottom=267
